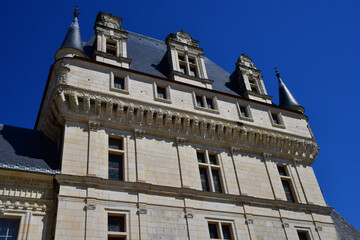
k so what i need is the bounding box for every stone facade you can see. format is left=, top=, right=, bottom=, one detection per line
left=0, top=10, right=350, bottom=240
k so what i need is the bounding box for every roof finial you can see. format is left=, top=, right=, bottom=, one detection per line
left=74, top=6, right=79, bottom=18
left=275, top=67, right=281, bottom=79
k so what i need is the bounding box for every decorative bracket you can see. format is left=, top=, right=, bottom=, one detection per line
left=134, top=129, right=145, bottom=139
left=88, top=121, right=100, bottom=132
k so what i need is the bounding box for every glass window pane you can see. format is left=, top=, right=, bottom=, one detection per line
left=109, top=138, right=123, bottom=150
left=179, top=64, right=186, bottom=74
left=0, top=219, right=20, bottom=240
left=222, top=224, right=232, bottom=240
left=209, top=154, right=217, bottom=165
left=157, top=87, right=167, bottom=99
left=197, top=152, right=205, bottom=163
left=272, top=113, right=279, bottom=124
left=106, top=48, right=117, bottom=56
left=199, top=168, right=210, bottom=191
left=108, top=216, right=125, bottom=232
left=114, top=77, right=124, bottom=90
left=297, top=231, right=309, bottom=240
left=109, top=154, right=123, bottom=180
left=188, top=57, right=195, bottom=64
left=212, top=169, right=222, bottom=193
left=206, top=98, right=214, bottom=109
left=108, top=237, right=126, bottom=240
left=196, top=96, right=203, bottom=107
left=240, top=106, right=248, bottom=117
left=282, top=180, right=295, bottom=202
left=189, top=67, right=197, bottom=77
left=178, top=55, right=185, bottom=61
left=208, top=223, right=219, bottom=239
left=277, top=166, right=287, bottom=176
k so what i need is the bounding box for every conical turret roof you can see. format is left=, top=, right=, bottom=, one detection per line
left=276, top=68, right=305, bottom=113
left=55, top=7, right=84, bottom=60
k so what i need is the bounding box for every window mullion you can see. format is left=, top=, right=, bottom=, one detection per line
left=218, top=222, right=224, bottom=239
left=208, top=165, right=215, bottom=192
left=185, top=54, right=191, bottom=75
left=202, top=96, right=207, bottom=108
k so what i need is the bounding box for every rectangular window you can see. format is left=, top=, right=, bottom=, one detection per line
left=108, top=215, right=127, bottom=240
left=239, top=106, right=248, bottom=117
left=248, top=77, right=259, bottom=93
left=282, top=180, right=295, bottom=202
left=178, top=53, right=199, bottom=77
left=196, top=95, right=204, bottom=107
left=106, top=39, right=117, bottom=56
left=195, top=94, right=217, bottom=111
left=156, top=86, right=167, bottom=99
left=271, top=113, right=279, bottom=124
left=108, top=137, right=124, bottom=181
left=0, top=219, right=20, bottom=240
left=297, top=230, right=310, bottom=240
left=197, top=151, right=223, bottom=193
left=208, top=221, right=234, bottom=240
left=206, top=98, right=214, bottom=110
left=114, top=77, right=125, bottom=90
left=277, top=166, right=287, bottom=176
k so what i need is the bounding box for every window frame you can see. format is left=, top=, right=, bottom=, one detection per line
left=206, top=219, right=236, bottom=240
left=177, top=52, right=200, bottom=78
left=110, top=72, right=130, bottom=94
left=247, top=76, right=261, bottom=94
left=197, top=151, right=225, bottom=193
left=277, top=165, right=297, bottom=203
left=105, top=38, right=119, bottom=57
left=193, top=92, right=219, bottom=113
left=236, top=103, right=254, bottom=122
left=295, top=228, right=313, bottom=240
left=153, top=82, right=172, bottom=104
left=107, top=210, right=129, bottom=240
left=268, top=110, right=285, bottom=128
left=108, top=135, right=126, bottom=181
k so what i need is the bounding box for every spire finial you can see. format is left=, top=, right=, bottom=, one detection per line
left=74, top=6, right=79, bottom=18
left=275, top=67, right=281, bottom=79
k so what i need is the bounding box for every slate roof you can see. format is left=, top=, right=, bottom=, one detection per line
left=82, top=31, right=239, bottom=97
left=0, top=124, right=60, bottom=174
left=331, top=210, right=360, bottom=240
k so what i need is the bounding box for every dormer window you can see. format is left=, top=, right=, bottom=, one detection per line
left=106, top=39, right=117, bottom=56
left=248, top=77, right=259, bottom=93
left=177, top=53, right=198, bottom=77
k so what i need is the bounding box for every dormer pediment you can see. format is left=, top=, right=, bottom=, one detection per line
left=95, top=12, right=124, bottom=32
left=166, top=30, right=200, bottom=48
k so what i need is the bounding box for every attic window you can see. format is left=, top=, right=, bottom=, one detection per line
left=178, top=53, right=198, bottom=77
left=106, top=39, right=117, bottom=56
left=269, top=111, right=285, bottom=128
left=194, top=93, right=219, bottom=113
left=248, top=77, right=259, bottom=93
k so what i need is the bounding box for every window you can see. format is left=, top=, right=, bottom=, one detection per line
left=248, top=77, right=259, bottom=93
left=269, top=111, right=285, bottom=128
left=194, top=94, right=217, bottom=111
left=197, top=151, right=223, bottom=193
left=109, top=137, right=124, bottom=181
left=0, top=219, right=20, bottom=240
left=208, top=221, right=234, bottom=240
left=114, top=77, right=125, bottom=90
left=108, top=215, right=127, bottom=240
left=297, top=230, right=311, bottom=240
left=153, top=83, right=171, bottom=103
left=178, top=53, right=198, bottom=77
left=106, top=39, right=117, bottom=56
left=110, top=72, right=129, bottom=94
left=277, top=165, right=296, bottom=203
left=237, top=103, right=253, bottom=121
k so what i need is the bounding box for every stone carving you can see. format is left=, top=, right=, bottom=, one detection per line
left=185, top=213, right=194, bottom=219
left=316, top=226, right=323, bottom=232
left=42, top=86, right=319, bottom=163
left=282, top=223, right=289, bottom=228
left=85, top=204, right=96, bottom=210
left=137, top=208, right=147, bottom=215
left=245, top=219, right=254, bottom=224
left=134, top=129, right=145, bottom=139
left=166, top=30, right=200, bottom=47
left=55, top=65, right=70, bottom=85
left=176, top=137, right=186, bottom=146
left=88, top=121, right=100, bottom=132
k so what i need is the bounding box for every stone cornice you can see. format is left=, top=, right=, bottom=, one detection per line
left=55, top=174, right=333, bottom=215
left=41, top=85, right=319, bottom=164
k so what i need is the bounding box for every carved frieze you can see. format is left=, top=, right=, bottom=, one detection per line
left=43, top=86, right=319, bottom=163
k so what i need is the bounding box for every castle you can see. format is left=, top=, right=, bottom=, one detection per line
left=0, top=7, right=358, bottom=240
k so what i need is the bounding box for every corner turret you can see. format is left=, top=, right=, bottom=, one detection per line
left=276, top=68, right=305, bottom=113
left=55, top=7, right=85, bottom=60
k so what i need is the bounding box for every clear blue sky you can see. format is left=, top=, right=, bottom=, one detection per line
left=0, top=0, right=359, bottom=230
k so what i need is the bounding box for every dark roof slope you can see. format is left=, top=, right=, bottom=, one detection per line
left=0, top=124, right=60, bottom=174
left=83, top=31, right=238, bottom=96
left=331, top=210, right=360, bottom=240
